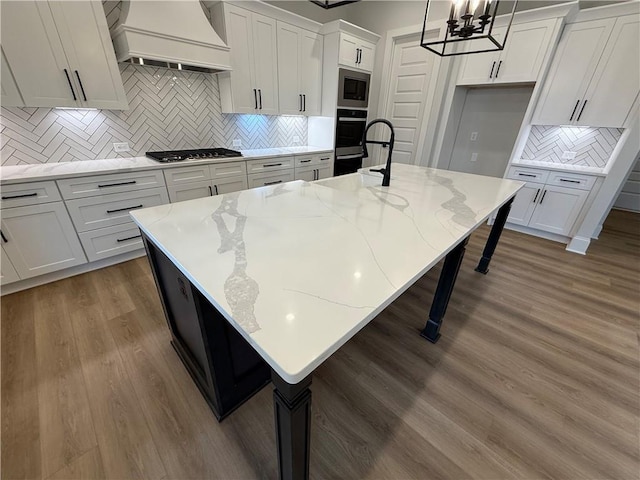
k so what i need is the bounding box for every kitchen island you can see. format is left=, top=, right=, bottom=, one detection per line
left=130, top=164, right=522, bottom=480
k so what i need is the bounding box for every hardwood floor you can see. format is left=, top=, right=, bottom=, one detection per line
left=2, top=209, right=639, bottom=480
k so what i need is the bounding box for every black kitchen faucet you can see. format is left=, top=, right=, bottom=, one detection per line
left=361, top=119, right=395, bottom=187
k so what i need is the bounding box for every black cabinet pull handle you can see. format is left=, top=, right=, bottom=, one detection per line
left=0, top=230, right=7, bottom=243
left=75, top=70, right=87, bottom=101
left=254, top=89, right=258, bottom=109
left=533, top=188, right=540, bottom=203
left=489, top=61, right=496, bottom=79
left=299, top=94, right=303, bottom=112
left=263, top=163, right=283, bottom=168
left=208, top=185, right=213, bottom=196
left=539, top=190, right=547, bottom=204
left=569, top=100, right=580, bottom=121
left=495, top=60, right=502, bottom=78
left=116, top=234, right=142, bottom=243
left=264, top=180, right=282, bottom=186
left=64, top=69, right=77, bottom=100
left=303, top=94, right=306, bottom=112
left=98, top=180, right=137, bottom=188
left=355, top=48, right=359, bottom=64
left=258, top=89, right=262, bottom=109
left=300, top=159, right=311, bottom=163
left=106, top=204, right=143, bottom=214
left=560, top=179, right=581, bottom=184
left=214, top=185, right=219, bottom=195
left=576, top=100, right=588, bottom=122
left=517, top=173, right=536, bottom=178
left=320, top=157, right=330, bottom=161
left=2, top=192, right=38, bottom=200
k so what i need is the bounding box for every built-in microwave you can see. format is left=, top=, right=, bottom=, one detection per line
left=338, top=68, right=370, bottom=109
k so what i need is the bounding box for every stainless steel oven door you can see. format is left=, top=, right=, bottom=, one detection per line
left=338, top=68, right=370, bottom=109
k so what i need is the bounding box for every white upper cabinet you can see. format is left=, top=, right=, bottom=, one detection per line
left=0, top=48, right=23, bottom=107
left=339, top=32, right=376, bottom=72
left=533, top=14, right=639, bottom=128
left=1, top=0, right=128, bottom=109
left=277, top=22, right=323, bottom=116
left=458, top=19, right=556, bottom=85
left=216, top=4, right=278, bottom=114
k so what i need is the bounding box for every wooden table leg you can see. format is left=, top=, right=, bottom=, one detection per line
left=475, top=197, right=514, bottom=275
left=272, top=371, right=312, bottom=480
left=421, top=236, right=469, bottom=343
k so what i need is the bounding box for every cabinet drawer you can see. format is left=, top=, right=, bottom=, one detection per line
left=294, top=153, right=333, bottom=167
left=0, top=181, right=61, bottom=208
left=248, top=171, right=295, bottom=189
left=506, top=166, right=550, bottom=184
left=246, top=156, right=293, bottom=174
left=66, top=187, right=169, bottom=232
left=210, top=161, right=247, bottom=179
left=57, top=170, right=166, bottom=199
left=78, top=222, right=144, bottom=262
left=546, top=171, right=596, bottom=191
left=164, top=165, right=211, bottom=186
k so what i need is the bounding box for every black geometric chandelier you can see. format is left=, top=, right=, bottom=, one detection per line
left=310, top=0, right=360, bottom=8
left=421, top=0, right=518, bottom=57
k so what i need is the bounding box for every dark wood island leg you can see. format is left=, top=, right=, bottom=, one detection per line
left=421, top=236, right=469, bottom=343
left=272, top=371, right=312, bottom=480
left=475, top=197, right=514, bottom=274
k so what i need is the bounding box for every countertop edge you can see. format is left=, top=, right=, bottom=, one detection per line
left=510, top=160, right=607, bottom=177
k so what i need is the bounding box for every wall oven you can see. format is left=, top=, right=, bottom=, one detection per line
left=338, top=68, right=370, bottom=109
left=334, top=108, right=367, bottom=176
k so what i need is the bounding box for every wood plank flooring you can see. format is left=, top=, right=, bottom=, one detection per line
left=2, top=209, right=639, bottom=479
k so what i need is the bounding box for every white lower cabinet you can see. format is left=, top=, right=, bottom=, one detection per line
left=505, top=182, right=544, bottom=226
left=294, top=165, right=332, bottom=182
left=528, top=185, right=590, bottom=236
left=0, top=202, right=87, bottom=279
left=78, top=222, right=143, bottom=262
left=215, top=175, right=248, bottom=194
left=1, top=245, right=21, bottom=285
left=248, top=171, right=295, bottom=188
left=168, top=180, right=213, bottom=203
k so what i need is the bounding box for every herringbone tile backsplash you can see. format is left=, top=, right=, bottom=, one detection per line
left=0, top=64, right=308, bottom=166
left=522, top=125, right=623, bottom=168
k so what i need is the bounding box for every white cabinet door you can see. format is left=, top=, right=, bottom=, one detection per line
left=1, top=202, right=87, bottom=279
left=1, top=48, right=23, bottom=107
left=49, top=1, right=127, bottom=110
left=1, top=245, right=21, bottom=285
left=339, top=33, right=359, bottom=68
left=317, top=164, right=333, bottom=180
left=294, top=165, right=316, bottom=182
left=252, top=13, right=279, bottom=115
left=300, top=30, right=323, bottom=115
left=529, top=185, right=589, bottom=236
left=277, top=22, right=302, bottom=115
left=214, top=175, right=248, bottom=195
left=167, top=180, right=213, bottom=203
left=532, top=19, right=615, bottom=126
left=494, top=19, right=555, bottom=84
left=457, top=28, right=504, bottom=86
left=507, top=182, right=543, bottom=226
left=578, top=15, right=640, bottom=128
left=0, top=1, right=78, bottom=107
left=357, top=40, right=376, bottom=73
left=220, top=4, right=256, bottom=114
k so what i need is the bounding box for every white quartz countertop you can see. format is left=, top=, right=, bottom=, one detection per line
left=0, top=146, right=333, bottom=185
left=511, top=159, right=607, bottom=176
left=131, top=164, right=524, bottom=383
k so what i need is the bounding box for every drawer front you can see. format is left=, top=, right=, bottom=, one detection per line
left=246, top=156, right=293, bottom=174
left=507, top=166, right=550, bottom=184
left=294, top=153, right=333, bottom=167
left=164, top=165, right=211, bottom=186
left=546, top=171, right=596, bottom=191
left=66, top=187, right=169, bottom=232
left=210, top=161, right=247, bottom=180
left=248, top=171, right=295, bottom=189
left=168, top=181, right=213, bottom=203
left=0, top=181, right=61, bottom=208
left=78, top=222, right=144, bottom=262
left=57, top=170, right=166, bottom=200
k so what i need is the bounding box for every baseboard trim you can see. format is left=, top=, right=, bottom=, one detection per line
left=1, top=249, right=146, bottom=296
left=504, top=223, right=570, bottom=244
left=566, top=236, right=590, bottom=255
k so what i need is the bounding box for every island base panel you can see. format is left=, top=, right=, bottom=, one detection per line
left=272, top=371, right=312, bottom=480
left=142, top=235, right=270, bottom=420
left=476, top=197, right=514, bottom=274
left=421, top=236, right=470, bottom=343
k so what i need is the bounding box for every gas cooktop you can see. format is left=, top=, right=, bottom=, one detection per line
left=146, top=148, right=243, bottom=163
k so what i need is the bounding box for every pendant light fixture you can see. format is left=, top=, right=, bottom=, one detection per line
left=310, top=0, right=360, bottom=8
left=421, top=0, right=518, bottom=57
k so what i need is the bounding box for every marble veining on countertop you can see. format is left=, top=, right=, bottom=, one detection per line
left=131, top=164, right=524, bottom=383
left=511, top=159, right=607, bottom=176
left=0, top=146, right=333, bottom=184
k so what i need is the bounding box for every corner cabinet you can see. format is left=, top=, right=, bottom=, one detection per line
left=277, top=22, right=323, bottom=116
left=339, top=32, right=376, bottom=72
left=0, top=0, right=128, bottom=110
left=214, top=3, right=279, bottom=115
left=532, top=14, right=639, bottom=128
left=458, top=18, right=557, bottom=85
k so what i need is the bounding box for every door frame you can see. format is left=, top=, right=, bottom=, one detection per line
left=375, top=21, right=448, bottom=166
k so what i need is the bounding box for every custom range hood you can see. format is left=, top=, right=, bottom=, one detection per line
left=110, top=0, right=231, bottom=73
